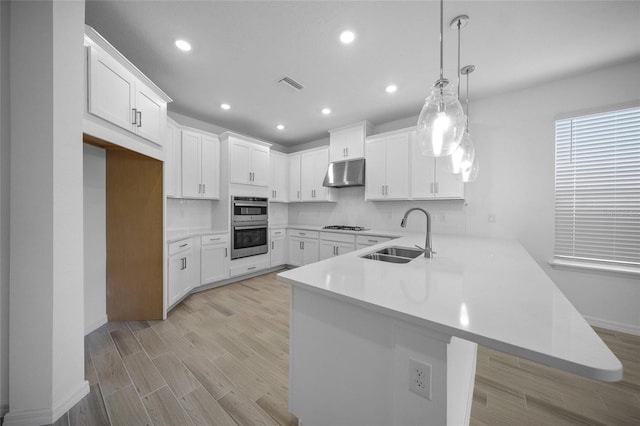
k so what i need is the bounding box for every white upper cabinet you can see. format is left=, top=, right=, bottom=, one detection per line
left=226, top=135, right=271, bottom=187
left=289, top=154, right=302, bottom=202
left=270, top=151, right=289, bottom=202
left=410, top=131, right=464, bottom=200
left=365, top=131, right=410, bottom=200
left=85, top=28, right=170, bottom=147
left=133, top=82, right=165, bottom=143
left=329, top=121, right=372, bottom=162
left=165, top=121, right=182, bottom=198
left=181, top=129, right=220, bottom=199
left=300, top=148, right=335, bottom=202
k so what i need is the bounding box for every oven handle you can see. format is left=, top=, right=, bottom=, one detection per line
left=233, top=203, right=268, bottom=207
left=233, top=225, right=268, bottom=231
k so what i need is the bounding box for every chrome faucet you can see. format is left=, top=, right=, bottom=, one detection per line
left=400, top=208, right=435, bottom=258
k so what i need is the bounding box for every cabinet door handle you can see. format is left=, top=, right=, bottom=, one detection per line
left=299, top=241, right=302, bottom=250
left=248, top=266, right=256, bottom=271
left=435, top=182, right=439, bottom=194
left=137, top=110, right=142, bottom=127
left=271, top=241, right=274, bottom=249
left=179, top=243, right=188, bottom=248
left=225, top=248, right=228, bottom=257
left=210, top=237, right=220, bottom=241
left=385, top=185, right=388, bottom=195
left=297, top=190, right=300, bottom=199
left=202, top=183, right=206, bottom=194
left=302, top=241, right=305, bottom=250
left=132, top=108, right=138, bottom=125
left=430, top=182, right=434, bottom=194
left=184, top=257, right=187, bottom=269
left=346, top=147, right=349, bottom=157
left=274, top=190, right=277, bottom=198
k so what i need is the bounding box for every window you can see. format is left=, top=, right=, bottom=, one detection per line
left=554, top=105, right=640, bottom=274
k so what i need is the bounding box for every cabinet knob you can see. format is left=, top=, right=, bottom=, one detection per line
left=132, top=108, right=138, bottom=125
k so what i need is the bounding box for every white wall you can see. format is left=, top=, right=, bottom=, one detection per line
left=83, top=145, right=107, bottom=334
left=289, top=59, right=640, bottom=334
left=470, top=59, right=640, bottom=334
left=5, top=1, right=88, bottom=424
left=0, top=0, right=10, bottom=417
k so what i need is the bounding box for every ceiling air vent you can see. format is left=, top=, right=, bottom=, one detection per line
left=278, top=76, right=304, bottom=91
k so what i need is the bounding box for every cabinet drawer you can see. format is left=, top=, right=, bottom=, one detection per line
left=229, top=259, right=270, bottom=278
left=355, top=235, right=394, bottom=246
left=201, top=234, right=229, bottom=246
left=168, top=238, right=192, bottom=255
left=271, top=229, right=286, bottom=238
left=319, top=232, right=356, bottom=244
left=288, top=229, right=319, bottom=239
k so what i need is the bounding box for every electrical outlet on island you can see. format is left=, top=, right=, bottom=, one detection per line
left=409, top=358, right=432, bottom=400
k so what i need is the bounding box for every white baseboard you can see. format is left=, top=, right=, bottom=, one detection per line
left=585, top=315, right=640, bottom=336
left=3, top=380, right=89, bottom=426
left=1, top=401, right=9, bottom=420
left=84, top=315, right=108, bottom=336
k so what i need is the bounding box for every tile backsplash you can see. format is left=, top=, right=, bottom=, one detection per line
left=166, top=198, right=214, bottom=230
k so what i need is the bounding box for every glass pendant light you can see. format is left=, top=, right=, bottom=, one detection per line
left=417, top=0, right=466, bottom=157
left=460, top=65, right=478, bottom=182
left=453, top=65, right=476, bottom=175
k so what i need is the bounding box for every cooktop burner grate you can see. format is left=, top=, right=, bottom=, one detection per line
left=322, top=225, right=368, bottom=231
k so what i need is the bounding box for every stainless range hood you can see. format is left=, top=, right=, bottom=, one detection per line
left=322, top=158, right=365, bottom=188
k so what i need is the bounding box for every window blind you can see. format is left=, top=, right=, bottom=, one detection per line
left=554, top=106, right=640, bottom=271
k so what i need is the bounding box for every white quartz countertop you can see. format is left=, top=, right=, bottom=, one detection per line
left=166, top=228, right=226, bottom=243
left=286, top=224, right=407, bottom=238
left=278, top=233, right=623, bottom=382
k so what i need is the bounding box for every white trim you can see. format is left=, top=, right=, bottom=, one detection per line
left=0, top=402, right=9, bottom=420
left=555, top=100, right=640, bottom=121
left=85, top=315, right=108, bottom=336
left=84, top=25, right=172, bottom=102
left=548, top=258, right=640, bottom=277
left=3, top=381, right=89, bottom=426
left=585, top=315, right=640, bottom=337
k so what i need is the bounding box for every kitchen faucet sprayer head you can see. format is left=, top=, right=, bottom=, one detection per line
left=400, top=218, right=407, bottom=228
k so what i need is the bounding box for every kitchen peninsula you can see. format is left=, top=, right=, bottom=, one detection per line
left=278, top=233, right=622, bottom=426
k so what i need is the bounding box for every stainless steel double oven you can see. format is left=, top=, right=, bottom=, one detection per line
left=230, top=196, right=268, bottom=260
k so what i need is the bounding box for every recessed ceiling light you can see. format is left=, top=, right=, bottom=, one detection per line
left=386, top=84, right=397, bottom=93
left=322, top=108, right=332, bottom=115
left=220, top=103, right=231, bottom=110
left=175, top=39, right=192, bottom=52
left=277, top=124, right=285, bottom=130
left=339, top=30, right=355, bottom=44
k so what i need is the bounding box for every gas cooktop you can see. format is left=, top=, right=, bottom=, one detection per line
left=322, top=225, right=369, bottom=231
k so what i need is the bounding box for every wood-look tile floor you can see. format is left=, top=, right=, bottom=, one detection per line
left=56, top=271, right=640, bottom=426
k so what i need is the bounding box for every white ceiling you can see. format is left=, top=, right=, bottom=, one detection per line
left=85, top=1, right=640, bottom=146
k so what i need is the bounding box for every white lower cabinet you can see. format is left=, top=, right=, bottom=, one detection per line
left=167, top=238, right=194, bottom=307
left=319, top=232, right=356, bottom=260
left=288, top=229, right=319, bottom=266
left=229, top=255, right=270, bottom=278
left=270, top=229, right=287, bottom=267
left=200, top=234, right=229, bottom=284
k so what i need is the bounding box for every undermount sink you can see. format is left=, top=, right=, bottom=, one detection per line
left=374, top=246, right=423, bottom=259
left=361, top=246, right=424, bottom=264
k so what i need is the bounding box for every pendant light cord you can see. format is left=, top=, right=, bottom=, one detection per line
left=439, top=0, right=444, bottom=81
left=457, top=19, right=461, bottom=98
left=466, top=72, right=470, bottom=131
